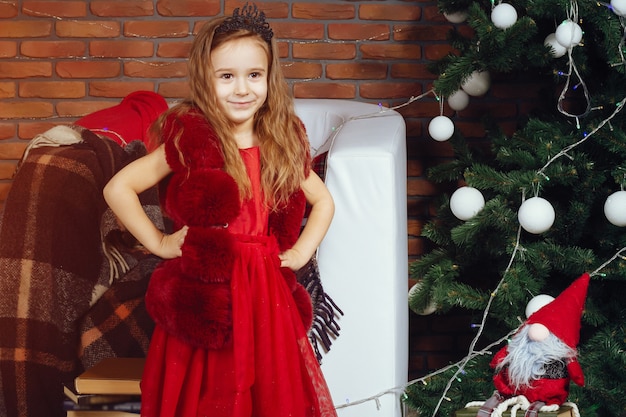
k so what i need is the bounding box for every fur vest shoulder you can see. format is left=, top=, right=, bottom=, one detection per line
left=145, top=109, right=312, bottom=349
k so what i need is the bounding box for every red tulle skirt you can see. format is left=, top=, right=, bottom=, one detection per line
left=140, top=234, right=337, bottom=417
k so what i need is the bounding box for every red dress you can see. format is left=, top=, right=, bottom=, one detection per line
left=141, top=147, right=337, bottom=417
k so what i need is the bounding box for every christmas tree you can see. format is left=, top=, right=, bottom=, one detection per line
left=405, top=0, right=626, bottom=416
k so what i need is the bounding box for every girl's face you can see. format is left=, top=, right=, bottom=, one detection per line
left=210, top=36, right=269, bottom=132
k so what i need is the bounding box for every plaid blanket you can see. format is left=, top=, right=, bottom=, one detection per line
left=0, top=129, right=162, bottom=417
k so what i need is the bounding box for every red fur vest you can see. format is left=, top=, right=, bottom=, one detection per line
left=145, top=109, right=313, bottom=349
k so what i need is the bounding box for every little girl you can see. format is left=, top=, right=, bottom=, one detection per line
left=103, top=4, right=337, bottom=417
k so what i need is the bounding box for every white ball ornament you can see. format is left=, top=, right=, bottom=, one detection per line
left=525, top=294, right=554, bottom=318
left=611, top=0, right=626, bottom=16
left=604, top=190, right=626, bottom=226
left=448, top=90, right=470, bottom=111
left=409, top=281, right=438, bottom=315
left=555, top=20, right=583, bottom=48
left=444, top=11, right=468, bottom=23
left=491, top=3, right=518, bottom=29
left=461, top=70, right=491, bottom=97
left=544, top=33, right=567, bottom=58
left=450, top=186, right=485, bottom=220
left=428, top=115, right=455, bottom=142
left=517, top=196, right=555, bottom=234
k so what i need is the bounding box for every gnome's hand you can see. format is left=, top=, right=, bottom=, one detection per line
left=567, top=359, right=584, bottom=386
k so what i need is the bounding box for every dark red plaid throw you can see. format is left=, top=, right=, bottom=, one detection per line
left=0, top=130, right=160, bottom=417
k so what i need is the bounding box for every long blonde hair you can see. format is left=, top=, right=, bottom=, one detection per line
left=153, top=16, right=309, bottom=209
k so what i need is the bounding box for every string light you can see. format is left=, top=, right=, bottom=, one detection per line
left=8, top=4, right=626, bottom=415
left=397, top=0, right=626, bottom=414
left=536, top=96, right=626, bottom=178
left=307, top=88, right=436, bottom=157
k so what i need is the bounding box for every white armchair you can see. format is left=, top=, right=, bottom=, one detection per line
left=294, top=99, right=408, bottom=417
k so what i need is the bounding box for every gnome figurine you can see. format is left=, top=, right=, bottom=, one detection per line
left=477, top=273, right=590, bottom=417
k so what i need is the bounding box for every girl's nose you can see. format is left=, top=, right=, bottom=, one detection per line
left=234, top=78, right=248, bottom=95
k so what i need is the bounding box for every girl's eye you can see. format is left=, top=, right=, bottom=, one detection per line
left=250, top=72, right=261, bottom=78
left=221, top=73, right=232, bottom=79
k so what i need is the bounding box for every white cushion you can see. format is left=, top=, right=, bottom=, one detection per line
left=295, top=99, right=408, bottom=417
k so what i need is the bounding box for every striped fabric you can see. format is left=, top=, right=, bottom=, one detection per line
left=0, top=130, right=160, bottom=417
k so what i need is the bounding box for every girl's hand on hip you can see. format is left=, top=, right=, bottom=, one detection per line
left=279, top=248, right=307, bottom=271
left=157, top=225, right=188, bottom=259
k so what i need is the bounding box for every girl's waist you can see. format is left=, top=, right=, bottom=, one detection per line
left=231, top=232, right=275, bottom=246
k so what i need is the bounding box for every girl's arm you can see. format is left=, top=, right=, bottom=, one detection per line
left=279, top=170, right=334, bottom=270
left=103, top=144, right=188, bottom=259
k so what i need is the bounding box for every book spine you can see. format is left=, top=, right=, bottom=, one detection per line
left=63, top=399, right=141, bottom=412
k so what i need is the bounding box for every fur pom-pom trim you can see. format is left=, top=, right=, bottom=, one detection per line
left=280, top=267, right=313, bottom=330
left=165, top=169, right=240, bottom=228
left=292, top=283, right=314, bottom=330
left=269, top=189, right=306, bottom=251
left=181, top=227, right=235, bottom=283
left=145, top=259, right=232, bottom=349
left=280, top=266, right=298, bottom=290
left=163, top=110, right=224, bottom=172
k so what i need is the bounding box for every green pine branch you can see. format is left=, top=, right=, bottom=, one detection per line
left=409, top=0, right=626, bottom=415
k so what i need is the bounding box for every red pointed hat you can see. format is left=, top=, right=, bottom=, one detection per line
left=75, top=91, right=168, bottom=148
left=526, top=273, right=590, bottom=348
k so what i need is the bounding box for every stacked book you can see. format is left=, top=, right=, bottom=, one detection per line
left=63, top=357, right=144, bottom=417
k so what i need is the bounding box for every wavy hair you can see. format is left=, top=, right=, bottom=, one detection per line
left=152, top=16, right=310, bottom=209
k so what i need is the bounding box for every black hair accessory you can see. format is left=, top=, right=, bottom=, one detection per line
left=215, top=3, right=274, bottom=43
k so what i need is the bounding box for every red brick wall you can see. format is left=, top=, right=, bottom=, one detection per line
left=0, top=0, right=533, bottom=379
left=0, top=0, right=443, bottom=203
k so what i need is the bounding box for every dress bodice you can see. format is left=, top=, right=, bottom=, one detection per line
left=227, top=147, right=268, bottom=236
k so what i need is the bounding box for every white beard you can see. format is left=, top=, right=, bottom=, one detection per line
left=495, top=325, right=576, bottom=391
